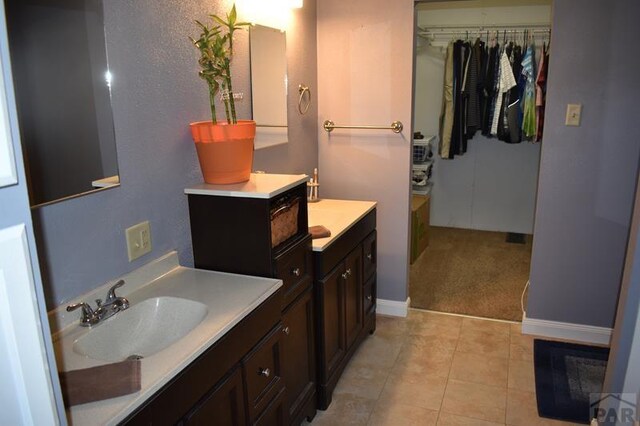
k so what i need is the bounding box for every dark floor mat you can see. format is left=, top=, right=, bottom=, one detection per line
left=534, top=339, right=609, bottom=424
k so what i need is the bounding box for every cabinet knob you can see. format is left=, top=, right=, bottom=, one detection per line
left=282, top=326, right=290, bottom=335
left=291, top=267, right=301, bottom=277
left=366, top=253, right=373, bottom=261
left=366, top=295, right=373, bottom=301
left=346, top=268, right=352, bottom=276
left=341, top=272, right=348, bottom=280
left=258, top=368, right=270, bottom=377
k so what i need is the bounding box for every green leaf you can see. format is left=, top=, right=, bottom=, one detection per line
left=229, top=4, right=237, bottom=25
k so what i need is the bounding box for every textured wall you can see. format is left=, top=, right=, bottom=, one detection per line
left=527, top=0, right=640, bottom=328
left=33, top=0, right=318, bottom=308
left=317, top=0, right=414, bottom=302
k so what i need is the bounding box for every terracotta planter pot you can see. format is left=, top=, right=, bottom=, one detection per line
left=190, top=120, right=256, bottom=184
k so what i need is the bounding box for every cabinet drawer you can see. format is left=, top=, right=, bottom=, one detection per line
left=363, top=276, right=376, bottom=316
left=274, top=236, right=312, bottom=307
left=243, top=323, right=285, bottom=421
left=362, top=231, right=376, bottom=282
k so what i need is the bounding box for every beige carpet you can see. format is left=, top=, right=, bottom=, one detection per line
left=410, top=226, right=532, bottom=321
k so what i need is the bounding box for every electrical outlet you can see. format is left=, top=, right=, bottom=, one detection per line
left=125, top=221, right=152, bottom=262
left=565, top=103, right=582, bottom=126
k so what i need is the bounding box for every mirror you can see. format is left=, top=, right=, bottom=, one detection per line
left=250, top=25, right=288, bottom=150
left=5, top=0, right=119, bottom=207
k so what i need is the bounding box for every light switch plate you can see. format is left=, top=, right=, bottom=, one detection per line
left=126, top=221, right=152, bottom=261
left=565, top=103, right=582, bottom=126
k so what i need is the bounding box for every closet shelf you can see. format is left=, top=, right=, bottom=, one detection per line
left=412, top=161, right=433, bottom=170
left=413, top=135, right=437, bottom=146
left=412, top=182, right=433, bottom=196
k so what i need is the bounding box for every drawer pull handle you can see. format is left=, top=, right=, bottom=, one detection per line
left=291, top=267, right=301, bottom=277
left=366, top=295, right=373, bottom=301
left=282, top=326, right=290, bottom=335
left=366, top=253, right=373, bottom=261
left=258, top=368, right=271, bottom=377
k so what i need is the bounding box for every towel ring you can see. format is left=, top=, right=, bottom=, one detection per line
left=298, top=84, right=311, bottom=115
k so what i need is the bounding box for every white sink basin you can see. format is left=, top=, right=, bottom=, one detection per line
left=73, top=296, right=208, bottom=362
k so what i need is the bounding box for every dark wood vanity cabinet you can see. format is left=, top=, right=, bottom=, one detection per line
left=186, top=181, right=316, bottom=425
left=122, top=290, right=284, bottom=426
left=314, top=210, right=377, bottom=410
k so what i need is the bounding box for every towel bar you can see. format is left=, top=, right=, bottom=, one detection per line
left=323, top=120, right=403, bottom=134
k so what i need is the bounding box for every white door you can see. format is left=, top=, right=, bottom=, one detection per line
left=0, top=0, right=64, bottom=423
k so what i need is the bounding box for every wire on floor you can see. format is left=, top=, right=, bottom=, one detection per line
left=521, top=280, right=530, bottom=315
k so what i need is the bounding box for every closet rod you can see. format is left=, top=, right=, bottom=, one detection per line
left=418, top=23, right=550, bottom=31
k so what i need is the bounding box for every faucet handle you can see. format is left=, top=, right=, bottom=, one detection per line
left=66, top=302, right=96, bottom=325
left=106, top=280, right=125, bottom=301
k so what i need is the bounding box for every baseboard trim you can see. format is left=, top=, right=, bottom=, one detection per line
left=377, top=297, right=410, bottom=318
left=522, top=313, right=612, bottom=346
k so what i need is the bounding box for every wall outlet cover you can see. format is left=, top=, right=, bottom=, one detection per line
left=126, top=221, right=152, bottom=262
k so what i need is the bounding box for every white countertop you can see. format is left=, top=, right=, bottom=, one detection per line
left=51, top=252, right=282, bottom=426
left=308, top=199, right=377, bottom=252
left=184, top=173, right=308, bottom=199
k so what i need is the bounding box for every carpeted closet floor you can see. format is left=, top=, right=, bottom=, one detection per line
left=410, top=226, right=532, bottom=321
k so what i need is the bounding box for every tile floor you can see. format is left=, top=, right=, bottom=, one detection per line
left=309, top=310, right=581, bottom=426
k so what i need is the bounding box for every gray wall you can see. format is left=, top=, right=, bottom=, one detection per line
left=33, top=0, right=318, bottom=308
left=527, top=0, right=640, bottom=328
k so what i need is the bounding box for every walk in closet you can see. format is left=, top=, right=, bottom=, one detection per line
left=410, top=0, right=552, bottom=321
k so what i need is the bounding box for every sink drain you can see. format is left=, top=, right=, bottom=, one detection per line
left=126, top=354, right=143, bottom=360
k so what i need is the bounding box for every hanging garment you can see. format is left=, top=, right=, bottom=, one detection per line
left=450, top=40, right=466, bottom=158
left=505, top=43, right=523, bottom=143
left=535, top=43, right=549, bottom=142
left=491, top=48, right=517, bottom=136
left=521, top=44, right=537, bottom=139
left=481, top=42, right=499, bottom=135
left=439, top=41, right=455, bottom=158
left=463, top=39, right=483, bottom=138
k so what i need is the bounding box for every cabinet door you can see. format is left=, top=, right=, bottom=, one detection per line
left=182, top=367, right=246, bottom=426
left=318, top=264, right=346, bottom=380
left=281, top=286, right=315, bottom=422
left=344, top=246, right=363, bottom=349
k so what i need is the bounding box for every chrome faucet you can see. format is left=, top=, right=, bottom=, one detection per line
left=66, top=280, right=130, bottom=327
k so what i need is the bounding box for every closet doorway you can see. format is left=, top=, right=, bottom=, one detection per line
left=409, top=0, right=552, bottom=321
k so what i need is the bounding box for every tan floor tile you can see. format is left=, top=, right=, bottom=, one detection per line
left=456, top=327, right=510, bottom=359
left=507, top=358, right=536, bottom=392
left=437, top=412, right=505, bottom=426
left=506, top=388, right=581, bottom=426
left=408, top=310, right=464, bottom=331
left=509, top=325, right=534, bottom=362
left=375, top=315, right=411, bottom=338
left=394, top=343, right=455, bottom=379
left=312, top=392, right=377, bottom=426
left=368, top=401, right=439, bottom=426
left=350, top=334, right=403, bottom=369
left=378, top=373, right=448, bottom=411
left=441, top=379, right=507, bottom=424
left=404, top=331, right=460, bottom=353
left=333, top=360, right=391, bottom=400
left=449, top=351, right=509, bottom=387
left=462, top=317, right=512, bottom=336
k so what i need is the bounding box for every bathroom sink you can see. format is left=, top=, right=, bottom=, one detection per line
left=73, top=296, right=208, bottom=362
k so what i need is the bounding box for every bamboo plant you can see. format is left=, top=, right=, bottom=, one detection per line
left=190, top=4, right=249, bottom=125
